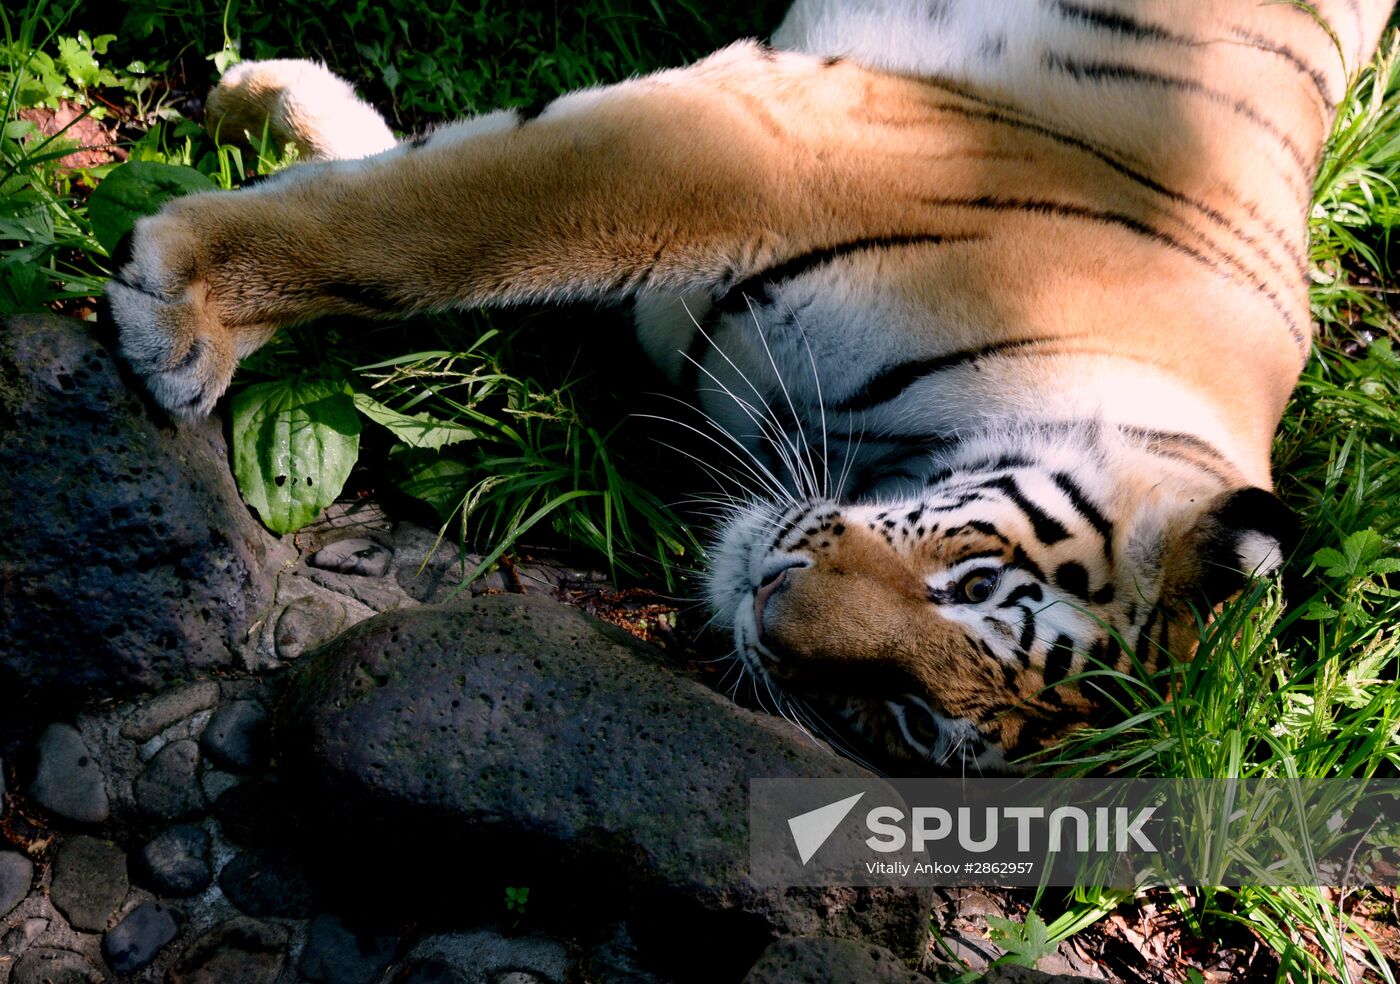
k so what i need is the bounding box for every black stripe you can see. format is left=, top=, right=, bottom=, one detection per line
left=1226, top=25, right=1334, bottom=107
left=924, top=194, right=1213, bottom=262
left=959, top=547, right=1008, bottom=564
left=1011, top=545, right=1047, bottom=583
left=982, top=475, right=1072, bottom=545
left=715, top=233, right=981, bottom=313
left=923, top=492, right=991, bottom=514
left=1054, top=562, right=1091, bottom=602
left=1041, top=52, right=1309, bottom=174
left=1133, top=608, right=1160, bottom=667
left=169, top=339, right=204, bottom=372
left=924, top=99, right=1305, bottom=289
left=769, top=504, right=814, bottom=551
left=1118, top=425, right=1228, bottom=461
left=958, top=520, right=1008, bottom=542
left=831, top=337, right=1049, bottom=413
left=1051, top=472, right=1114, bottom=558
left=1017, top=609, right=1038, bottom=652
left=1087, top=634, right=1122, bottom=669
left=1155, top=606, right=1173, bottom=670
left=920, top=194, right=1305, bottom=346
left=1050, top=0, right=1183, bottom=44
left=1117, top=425, right=1238, bottom=484
left=999, top=582, right=1044, bottom=608
left=1043, top=634, right=1075, bottom=686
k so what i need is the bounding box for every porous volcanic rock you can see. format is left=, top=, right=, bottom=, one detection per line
left=742, top=937, right=925, bottom=983
left=278, top=594, right=933, bottom=981
left=0, top=315, right=292, bottom=713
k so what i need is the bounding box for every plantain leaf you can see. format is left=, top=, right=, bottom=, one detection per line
left=232, top=378, right=361, bottom=534
left=89, top=161, right=216, bottom=254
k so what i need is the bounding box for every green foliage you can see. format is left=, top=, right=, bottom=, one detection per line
left=504, top=884, right=529, bottom=922
left=354, top=341, right=701, bottom=586
left=109, top=0, right=785, bottom=128
left=1309, top=31, right=1400, bottom=342
left=87, top=159, right=214, bottom=251
left=984, top=911, right=1053, bottom=968
left=231, top=378, right=362, bottom=533
left=1, top=4, right=111, bottom=313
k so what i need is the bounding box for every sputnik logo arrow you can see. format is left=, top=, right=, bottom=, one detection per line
left=787, top=792, right=865, bottom=865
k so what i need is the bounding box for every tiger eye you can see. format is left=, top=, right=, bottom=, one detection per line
left=958, top=570, right=999, bottom=603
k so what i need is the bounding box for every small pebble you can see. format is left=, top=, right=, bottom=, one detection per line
left=200, top=700, right=269, bottom=772
left=11, top=947, right=100, bottom=984
left=49, top=836, right=127, bottom=932
left=139, top=825, right=212, bottom=897
left=103, top=901, right=179, bottom=974
left=0, top=850, right=33, bottom=919
left=308, top=538, right=392, bottom=577
left=134, top=739, right=206, bottom=819
left=274, top=594, right=345, bottom=659
left=201, top=768, right=242, bottom=802
left=28, top=724, right=108, bottom=823
left=2, top=917, right=49, bottom=954
left=119, top=682, right=220, bottom=741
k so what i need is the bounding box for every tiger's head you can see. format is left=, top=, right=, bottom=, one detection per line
left=706, top=425, right=1296, bottom=772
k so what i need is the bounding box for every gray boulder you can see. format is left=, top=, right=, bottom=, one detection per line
left=0, top=315, right=291, bottom=711
left=742, top=937, right=924, bottom=983
left=278, top=594, right=932, bottom=980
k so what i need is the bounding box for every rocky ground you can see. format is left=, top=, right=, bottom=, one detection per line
left=0, top=315, right=1108, bottom=982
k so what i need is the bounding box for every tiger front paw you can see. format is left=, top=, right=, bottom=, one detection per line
left=105, top=206, right=247, bottom=418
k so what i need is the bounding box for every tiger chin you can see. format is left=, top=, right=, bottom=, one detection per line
left=106, top=0, right=1389, bottom=772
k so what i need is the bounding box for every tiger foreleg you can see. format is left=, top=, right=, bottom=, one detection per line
left=107, top=43, right=956, bottom=416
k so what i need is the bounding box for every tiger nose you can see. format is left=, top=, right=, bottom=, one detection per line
left=754, top=566, right=796, bottom=639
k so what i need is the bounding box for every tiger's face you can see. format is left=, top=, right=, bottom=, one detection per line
left=706, top=440, right=1294, bottom=772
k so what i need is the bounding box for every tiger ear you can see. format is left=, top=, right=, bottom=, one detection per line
left=1187, top=487, right=1298, bottom=604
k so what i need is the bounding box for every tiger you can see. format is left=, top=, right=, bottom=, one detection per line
left=106, top=0, right=1393, bottom=772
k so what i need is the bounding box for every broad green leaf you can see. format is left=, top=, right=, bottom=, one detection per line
left=57, top=36, right=100, bottom=88
left=985, top=911, right=1053, bottom=967
left=88, top=161, right=216, bottom=254
left=388, top=445, right=471, bottom=521
left=352, top=393, right=482, bottom=449
left=1312, top=547, right=1348, bottom=577
left=231, top=379, right=361, bottom=534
